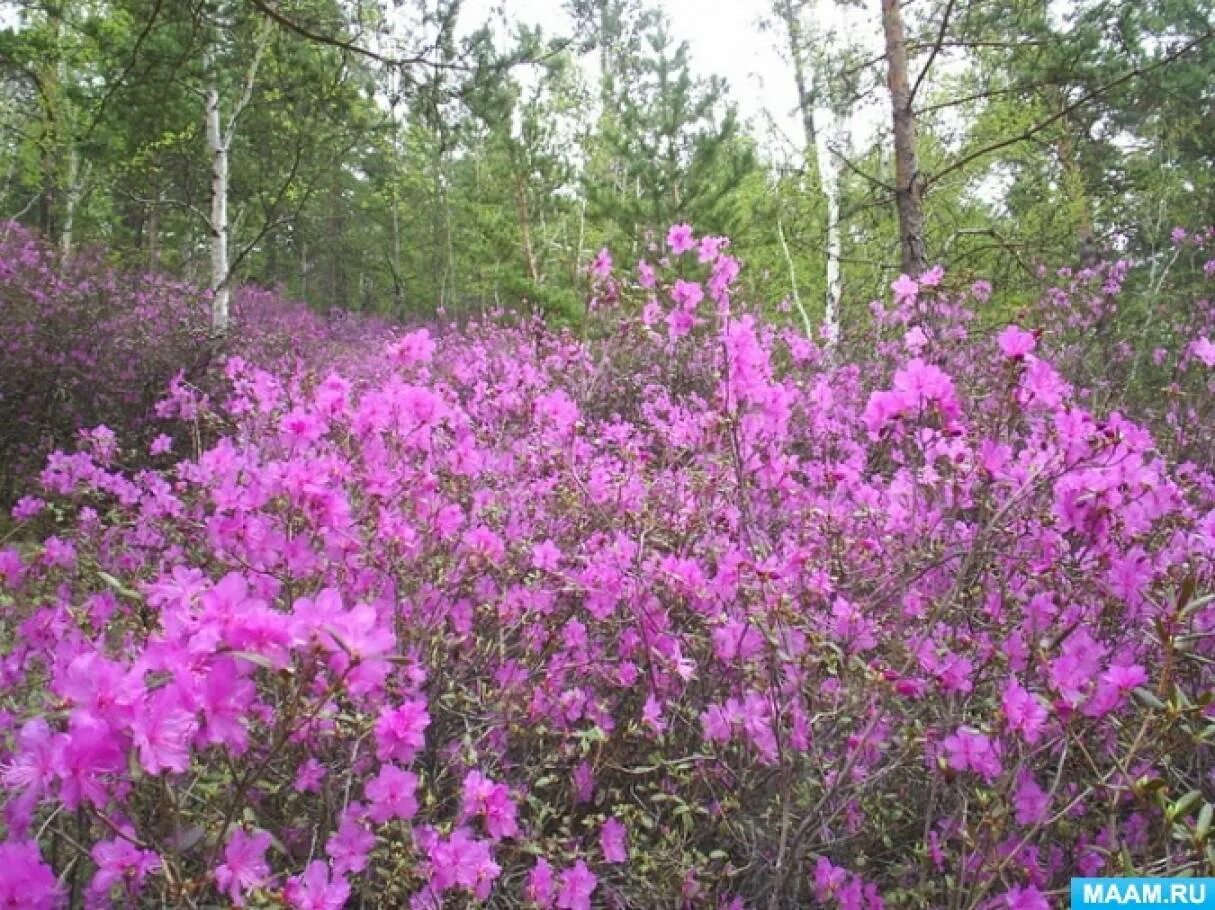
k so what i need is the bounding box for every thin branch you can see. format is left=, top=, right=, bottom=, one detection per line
left=828, top=145, right=894, bottom=192
left=224, top=18, right=273, bottom=144
left=121, top=191, right=212, bottom=230
left=910, top=0, right=956, bottom=106
left=245, top=0, right=472, bottom=71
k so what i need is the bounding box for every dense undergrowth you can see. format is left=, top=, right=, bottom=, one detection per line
left=1, top=223, right=1215, bottom=908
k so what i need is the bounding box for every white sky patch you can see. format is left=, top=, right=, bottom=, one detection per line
left=460, top=0, right=890, bottom=163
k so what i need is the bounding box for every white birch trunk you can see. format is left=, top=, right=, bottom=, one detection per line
left=59, top=146, right=87, bottom=264
left=817, top=109, right=842, bottom=350
left=206, top=75, right=230, bottom=331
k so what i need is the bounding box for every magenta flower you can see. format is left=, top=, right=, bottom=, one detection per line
left=294, top=757, right=327, bottom=794
left=214, top=829, right=272, bottom=906
left=131, top=688, right=197, bottom=775
left=600, top=817, right=628, bottom=863
left=891, top=273, right=918, bottom=304
left=0, top=840, right=62, bottom=910
left=2, top=717, right=55, bottom=798
left=427, top=827, right=501, bottom=900
left=526, top=857, right=556, bottom=908
left=1190, top=335, right=1215, bottom=367
left=460, top=770, right=518, bottom=840
left=666, top=223, right=695, bottom=255
left=1001, top=884, right=1050, bottom=910
left=1001, top=678, right=1048, bottom=744
left=365, top=765, right=419, bottom=824
left=531, top=539, right=563, bottom=572
left=1012, top=771, right=1050, bottom=826
left=388, top=328, right=437, bottom=367
left=51, top=713, right=125, bottom=809
left=325, top=810, right=375, bottom=876
left=90, top=831, right=161, bottom=898
left=284, top=860, right=351, bottom=910
left=941, top=727, right=1002, bottom=781
left=374, top=698, right=430, bottom=764
left=556, top=860, right=598, bottom=910
left=997, top=324, right=1037, bottom=358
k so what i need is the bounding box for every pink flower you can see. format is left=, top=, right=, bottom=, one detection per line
left=572, top=761, right=595, bottom=804
left=698, top=235, right=726, bottom=263
left=1084, top=663, right=1148, bottom=718
left=284, top=860, right=351, bottom=910
left=460, top=770, right=518, bottom=839
left=428, top=827, right=501, bottom=900
left=1019, top=358, right=1070, bottom=409
left=526, top=857, right=556, bottom=908
left=891, top=273, right=918, bottom=304
left=366, top=765, right=419, bottom=824
left=2, top=717, right=55, bottom=798
left=326, top=810, right=375, bottom=876
left=637, top=260, right=657, bottom=288
left=903, top=326, right=928, bottom=353
left=600, top=817, right=628, bottom=863
left=556, top=860, right=598, bottom=910
left=389, top=329, right=436, bottom=367
left=1001, top=678, right=1048, bottom=744
left=294, top=758, right=327, bottom=793
left=667, top=223, right=695, bottom=255
left=90, top=831, right=160, bottom=898
left=532, top=540, right=563, bottom=572
left=51, top=713, right=125, bottom=809
left=0, top=840, right=61, bottom=910
left=590, top=248, right=612, bottom=279
left=920, top=264, right=945, bottom=286
left=671, top=279, right=704, bottom=310
left=1190, top=336, right=1215, bottom=367
left=997, top=325, right=1036, bottom=358
left=198, top=657, right=254, bottom=754
left=214, top=829, right=271, bottom=906
left=1012, top=771, right=1050, bottom=826
left=131, top=687, right=197, bottom=775
left=374, top=698, right=430, bottom=764
left=941, top=727, right=1002, bottom=781
left=11, top=495, right=44, bottom=520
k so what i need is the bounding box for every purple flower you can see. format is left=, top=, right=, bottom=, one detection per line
left=600, top=817, right=628, bottom=863
left=0, top=840, right=62, bottom=909
left=284, top=860, right=351, bottom=910
left=366, top=765, right=419, bottom=824
left=667, top=223, right=695, bottom=255
left=214, top=829, right=271, bottom=906
left=941, top=727, right=1002, bottom=781
left=997, top=325, right=1037, bottom=358
left=374, top=698, right=430, bottom=764
left=556, top=860, right=597, bottom=910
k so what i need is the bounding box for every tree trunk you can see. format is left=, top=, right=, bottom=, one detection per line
left=881, top=0, right=927, bottom=276
left=514, top=169, right=541, bottom=285
left=820, top=124, right=842, bottom=346
left=775, top=0, right=842, bottom=347
left=59, top=149, right=88, bottom=264
left=206, top=76, right=231, bottom=331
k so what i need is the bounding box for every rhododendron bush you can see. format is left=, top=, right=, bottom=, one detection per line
left=0, top=224, right=391, bottom=500
left=2, top=225, right=1215, bottom=909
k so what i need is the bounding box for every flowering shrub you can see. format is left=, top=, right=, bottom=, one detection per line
left=1, top=225, right=1214, bottom=908
left=0, top=224, right=393, bottom=501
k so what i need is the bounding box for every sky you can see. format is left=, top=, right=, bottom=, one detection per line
left=460, top=0, right=889, bottom=161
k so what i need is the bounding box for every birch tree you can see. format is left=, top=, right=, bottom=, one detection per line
left=202, top=10, right=271, bottom=331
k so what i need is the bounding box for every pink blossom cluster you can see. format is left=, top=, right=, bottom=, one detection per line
left=1, top=224, right=1215, bottom=908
